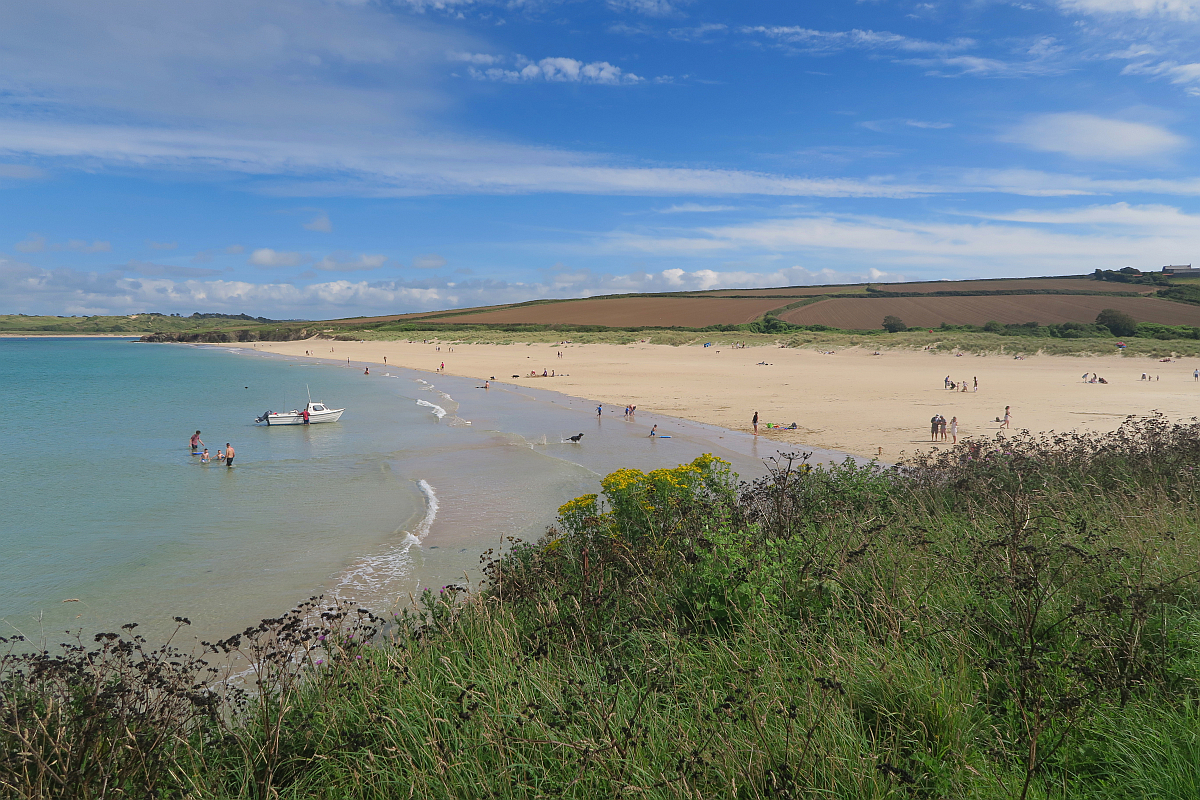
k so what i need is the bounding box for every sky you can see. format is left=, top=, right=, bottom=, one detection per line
left=3, top=0, right=1200, bottom=319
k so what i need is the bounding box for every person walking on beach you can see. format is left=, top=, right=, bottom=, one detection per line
left=1001, top=406, right=1011, bottom=429
left=950, top=416, right=958, bottom=444
left=190, top=431, right=203, bottom=452
left=224, top=443, right=235, bottom=466
left=752, top=411, right=759, bottom=435
left=649, top=424, right=658, bottom=438
left=973, top=376, right=978, bottom=392
left=597, top=404, right=603, bottom=418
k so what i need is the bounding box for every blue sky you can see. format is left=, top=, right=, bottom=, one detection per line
left=3, top=0, right=1200, bottom=318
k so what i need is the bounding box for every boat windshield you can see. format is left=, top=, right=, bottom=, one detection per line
left=312, top=405, right=324, bottom=411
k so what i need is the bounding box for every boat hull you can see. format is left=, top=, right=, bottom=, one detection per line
left=262, top=409, right=344, bottom=425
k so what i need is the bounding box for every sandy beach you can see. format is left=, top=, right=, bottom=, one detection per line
left=251, top=338, right=1200, bottom=460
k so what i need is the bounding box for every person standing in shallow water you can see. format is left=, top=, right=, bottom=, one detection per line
left=752, top=411, right=759, bottom=435
left=190, top=430, right=203, bottom=452
left=225, top=443, right=235, bottom=466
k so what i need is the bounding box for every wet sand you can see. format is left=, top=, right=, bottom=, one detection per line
left=252, top=339, right=1200, bottom=459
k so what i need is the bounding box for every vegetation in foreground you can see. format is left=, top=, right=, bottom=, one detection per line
left=4, top=415, right=1200, bottom=798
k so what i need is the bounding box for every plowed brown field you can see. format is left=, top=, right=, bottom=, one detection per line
left=442, top=296, right=791, bottom=327
left=685, top=285, right=864, bottom=297
left=779, top=296, right=1200, bottom=329
left=870, top=278, right=1157, bottom=294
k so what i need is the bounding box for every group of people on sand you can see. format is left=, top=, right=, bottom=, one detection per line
left=190, top=431, right=235, bottom=466
left=944, top=375, right=978, bottom=392
left=929, top=414, right=958, bottom=444
left=623, top=404, right=637, bottom=418
left=1083, top=373, right=1108, bottom=384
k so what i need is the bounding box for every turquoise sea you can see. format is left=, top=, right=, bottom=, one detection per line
left=1, top=338, right=843, bottom=644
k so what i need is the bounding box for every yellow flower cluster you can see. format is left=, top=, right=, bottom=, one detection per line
left=557, top=493, right=598, bottom=517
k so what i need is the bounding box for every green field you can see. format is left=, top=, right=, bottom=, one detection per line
left=0, top=313, right=274, bottom=335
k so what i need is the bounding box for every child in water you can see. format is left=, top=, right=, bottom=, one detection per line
left=200, top=449, right=210, bottom=463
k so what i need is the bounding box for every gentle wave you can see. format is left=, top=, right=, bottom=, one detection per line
left=416, top=399, right=446, bottom=419
left=412, top=479, right=439, bottom=541
left=334, top=479, right=439, bottom=598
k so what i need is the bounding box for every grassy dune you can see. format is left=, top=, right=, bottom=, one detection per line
left=4, top=416, right=1200, bottom=798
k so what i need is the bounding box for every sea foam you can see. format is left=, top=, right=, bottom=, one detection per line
left=416, top=399, right=447, bottom=419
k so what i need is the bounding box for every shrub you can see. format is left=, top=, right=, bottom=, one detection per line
left=1097, top=308, right=1138, bottom=337
left=882, top=315, right=907, bottom=332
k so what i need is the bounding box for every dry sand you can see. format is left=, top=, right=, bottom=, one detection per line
left=251, top=338, right=1200, bottom=460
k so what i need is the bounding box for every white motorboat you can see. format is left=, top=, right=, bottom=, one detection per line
left=255, top=401, right=344, bottom=426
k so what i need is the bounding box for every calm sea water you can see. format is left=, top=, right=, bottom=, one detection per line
left=1, top=338, right=844, bottom=644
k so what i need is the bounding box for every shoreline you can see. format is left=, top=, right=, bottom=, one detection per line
left=248, top=338, right=1200, bottom=459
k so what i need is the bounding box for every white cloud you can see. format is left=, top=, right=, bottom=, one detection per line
left=470, top=56, right=645, bottom=84
left=15, top=233, right=46, bottom=253
left=1000, top=113, right=1187, bottom=162
left=249, top=248, right=308, bottom=267
left=1056, top=0, right=1200, bottom=19
left=304, top=211, right=333, bottom=232
left=668, top=23, right=727, bottom=41
left=860, top=118, right=953, bottom=132
left=0, top=119, right=943, bottom=198
left=147, top=240, right=177, bottom=250
left=741, top=26, right=974, bottom=55
left=959, top=202, right=1200, bottom=233
left=1122, top=60, right=1200, bottom=95
left=655, top=203, right=738, bottom=213
left=607, top=0, right=687, bottom=17
left=315, top=253, right=388, bottom=271
left=447, top=51, right=502, bottom=65
left=413, top=253, right=448, bottom=269
left=593, top=203, right=1200, bottom=275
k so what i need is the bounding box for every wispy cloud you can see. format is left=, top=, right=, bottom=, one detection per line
left=146, top=240, right=177, bottom=250
left=999, top=113, right=1188, bottom=162
left=668, top=23, right=727, bottom=42
left=860, top=118, right=953, bottom=132
left=1056, top=0, right=1200, bottom=20
left=655, top=203, right=738, bottom=213
left=413, top=253, right=448, bottom=269
left=468, top=56, right=647, bottom=84
left=124, top=259, right=223, bottom=278
left=607, top=0, right=689, bottom=18
left=13, top=233, right=110, bottom=253
left=315, top=253, right=388, bottom=271
left=740, top=25, right=975, bottom=55
left=595, top=203, right=1200, bottom=274
left=304, top=211, right=333, bottom=232
left=1121, top=60, right=1200, bottom=95
left=249, top=248, right=309, bottom=267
